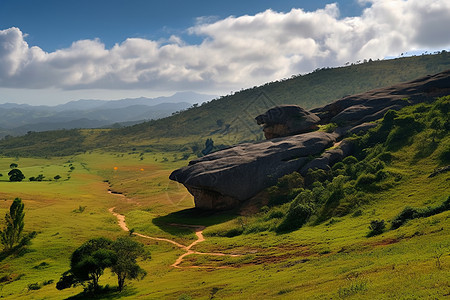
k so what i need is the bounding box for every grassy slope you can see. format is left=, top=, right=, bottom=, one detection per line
left=1, top=52, right=450, bottom=157
left=0, top=98, right=448, bottom=299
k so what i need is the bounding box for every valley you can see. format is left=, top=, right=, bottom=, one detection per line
left=0, top=57, right=449, bottom=299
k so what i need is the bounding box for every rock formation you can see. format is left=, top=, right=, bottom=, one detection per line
left=255, top=105, right=320, bottom=139
left=169, top=70, right=450, bottom=210
left=170, top=131, right=336, bottom=210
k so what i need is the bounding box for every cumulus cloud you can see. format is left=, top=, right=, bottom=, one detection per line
left=0, top=0, right=449, bottom=93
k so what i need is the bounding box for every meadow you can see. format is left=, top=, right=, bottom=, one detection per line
left=0, top=132, right=448, bottom=299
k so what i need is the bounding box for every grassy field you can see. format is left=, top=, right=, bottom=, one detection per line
left=0, top=133, right=448, bottom=300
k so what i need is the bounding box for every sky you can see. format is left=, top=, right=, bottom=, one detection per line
left=1, top=0, right=450, bottom=105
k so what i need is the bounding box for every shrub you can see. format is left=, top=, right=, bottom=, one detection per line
left=28, top=283, right=41, bottom=290
left=332, top=162, right=345, bottom=171
left=276, top=191, right=315, bottom=232
left=356, top=173, right=377, bottom=188
left=268, top=172, right=304, bottom=206
left=305, top=168, right=329, bottom=187
left=367, top=220, right=385, bottom=237
left=342, top=156, right=358, bottom=165
left=391, top=196, right=450, bottom=229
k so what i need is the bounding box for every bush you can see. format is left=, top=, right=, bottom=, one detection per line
left=276, top=191, right=315, bottom=232
left=28, top=283, right=41, bottom=290
left=391, top=196, right=450, bottom=229
left=356, top=173, right=377, bottom=188
left=342, top=156, right=358, bottom=165
left=367, top=219, right=385, bottom=237
left=276, top=202, right=314, bottom=232
left=268, top=172, right=304, bottom=206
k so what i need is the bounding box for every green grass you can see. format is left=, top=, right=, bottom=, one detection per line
left=0, top=98, right=449, bottom=298
left=0, top=146, right=448, bottom=299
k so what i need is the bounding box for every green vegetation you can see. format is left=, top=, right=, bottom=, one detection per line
left=0, top=71, right=448, bottom=298
left=1, top=53, right=450, bottom=157
left=391, top=196, right=450, bottom=229
left=57, top=236, right=148, bottom=294
left=8, top=169, right=24, bottom=182
left=214, top=96, right=450, bottom=236
left=0, top=198, right=25, bottom=251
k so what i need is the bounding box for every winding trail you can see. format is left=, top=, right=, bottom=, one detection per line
left=109, top=207, right=240, bottom=268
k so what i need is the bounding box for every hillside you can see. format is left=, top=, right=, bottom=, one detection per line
left=0, top=52, right=449, bottom=157
left=0, top=97, right=448, bottom=299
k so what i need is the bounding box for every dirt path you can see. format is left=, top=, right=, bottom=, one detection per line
left=109, top=207, right=240, bottom=268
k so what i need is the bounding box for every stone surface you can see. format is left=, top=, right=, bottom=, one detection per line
left=348, top=122, right=378, bottom=135
left=311, top=70, right=450, bottom=126
left=300, top=139, right=354, bottom=175
left=170, top=70, right=450, bottom=210
left=255, top=105, right=320, bottom=139
left=169, top=131, right=336, bottom=210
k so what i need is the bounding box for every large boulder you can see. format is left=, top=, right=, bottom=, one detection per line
left=169, top=131, right=336, bottom=210
left=169, top=70, right=450, bottom=211
left=255, top=105, right=320, bottom=139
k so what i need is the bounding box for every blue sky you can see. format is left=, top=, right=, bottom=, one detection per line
left=0, top=0, right=449, bottom=105
left=1, top=1, right=368, bottom=52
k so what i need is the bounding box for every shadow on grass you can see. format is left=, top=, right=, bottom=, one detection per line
left=65, top=286, right=137, bottom=300
left=152, top=208, right=237, bottom=235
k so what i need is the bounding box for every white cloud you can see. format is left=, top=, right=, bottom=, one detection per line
left=0, top=0, right=449, bottom=96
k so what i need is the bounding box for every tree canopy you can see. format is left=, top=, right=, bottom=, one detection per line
left=0, top=198, right=25, bottom=251
left=8, top=169, right=25, bottom=182
left=57, top=236, right=148, bottom=293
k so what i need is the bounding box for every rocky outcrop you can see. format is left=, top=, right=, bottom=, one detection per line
left=170, top=70, right=450, bottom=210
left=255, top=105, right=320, bottom=139
left=169, top=131, right=336, bottom=210
left=300, top=139, right=354, bottom=175
left=311, top=70, right=450, bottom=126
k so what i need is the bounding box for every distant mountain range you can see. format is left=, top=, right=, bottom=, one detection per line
left=0, top=92, right=215, bottom=138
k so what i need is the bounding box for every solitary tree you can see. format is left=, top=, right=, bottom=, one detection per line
left=111, top=236, right=148, bottom=291
left=0, top=198, right=25, bottom=251
left=57, top=237, right=117, bottom=292
left=54, top=175, right=61, bottom=181
left=8, top=169, right=25, bottom=182
left=9, top=163, right=18, bottom=169
left=57, top=236, right=148, bottom=293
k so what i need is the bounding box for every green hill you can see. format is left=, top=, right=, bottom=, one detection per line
left=1, top=52, right=450, bottom=157
left=0, top=54, right=449, bottom=299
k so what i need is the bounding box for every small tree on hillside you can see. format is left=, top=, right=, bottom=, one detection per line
left=57, top=237, right=117, bottom=292
left=9, top=163, right=18, bottom=169
left=0, top=198, right=25, bottom=251
left=111, top=236, right=148, bottom=291
left=8, top=169, right=25, bottom=182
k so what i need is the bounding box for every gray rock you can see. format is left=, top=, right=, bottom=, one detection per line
left=170, top=131, right=336, bottom=210
left=255, top=105, right=320, bottom=139
left=300, top=139, right=354, bottom=175
left=312, top=70, right=450, bottom=126
left=349, top=122, right=378, bottom=135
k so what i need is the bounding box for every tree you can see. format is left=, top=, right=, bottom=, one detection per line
left=111, top=237, right=148, bottom=291
left=9, top=163, right=18, bottom=169
left=8, top=169, right=25, bottom=182
left=57, top=237, right=117, bottom=292
left=0, top=198, right=25, bottom=251
left=54, top=175, right=61, bottom=181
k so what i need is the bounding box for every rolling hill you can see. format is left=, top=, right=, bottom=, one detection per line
left=0, top=52, right=449, bottom=157
left=0, top=92, right=215, bottom=139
